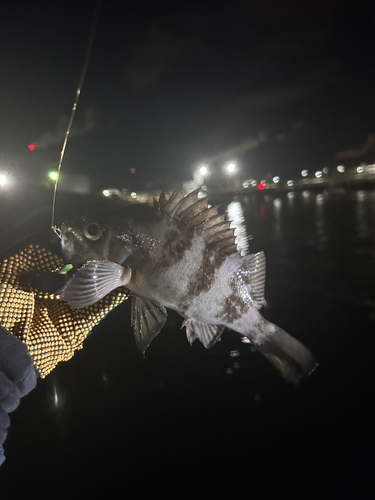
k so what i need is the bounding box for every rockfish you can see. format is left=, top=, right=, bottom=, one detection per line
left=60, top=187, right=317, bottom=384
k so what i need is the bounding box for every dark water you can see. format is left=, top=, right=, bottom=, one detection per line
left=1, top=188, right=375, bottom=497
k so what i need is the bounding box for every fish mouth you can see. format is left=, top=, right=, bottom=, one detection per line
left=61, top=223, right=89, bottom=264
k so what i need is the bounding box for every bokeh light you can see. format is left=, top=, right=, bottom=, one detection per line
left=48, top=171, right=59, bottom=181
left=0, top=174, right=9, bottom=187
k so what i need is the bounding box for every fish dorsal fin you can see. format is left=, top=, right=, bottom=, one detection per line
left=170, top=188, right=200, bottom=219
left=131, top=295, right=167, bottom=353
left=182, top=318, right=225, bottom=348
left=165, top=186, right=185, bottom=215
left=242, top=251, right=266, bottom=309
left=160, top=188, right=238, bottom=256
left=61, top=260, right=132, bottom=308
left=158, top=190, right=168, bottom=212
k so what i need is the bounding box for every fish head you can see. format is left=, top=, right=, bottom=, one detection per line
left=61, top=213, right=137, bottom=265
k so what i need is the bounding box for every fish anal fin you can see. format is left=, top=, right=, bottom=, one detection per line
left=131, top=295, right=167, bottom=353
left=61, top=260, right=131, bottom=308
left=183, top=318, right=224, bottom=348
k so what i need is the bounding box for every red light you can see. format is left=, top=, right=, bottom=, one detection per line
left=258, top=183, right=265, bottom=190
left=130, top=168, right=136, bottom=174
left=28, top=144, right=35, bottom=151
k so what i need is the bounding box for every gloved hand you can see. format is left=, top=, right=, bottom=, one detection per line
left=0, top=326, right=37, bottom=466
left=0, top=237, right=129, bottom=466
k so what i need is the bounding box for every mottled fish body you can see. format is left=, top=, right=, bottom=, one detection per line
left=60, top=188, right=317, bottom=384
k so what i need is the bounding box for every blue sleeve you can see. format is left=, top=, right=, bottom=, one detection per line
left=0, top=326, right=37, bottom=466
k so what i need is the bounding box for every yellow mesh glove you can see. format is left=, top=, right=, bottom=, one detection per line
left=0, top=238, right=129, bottom=378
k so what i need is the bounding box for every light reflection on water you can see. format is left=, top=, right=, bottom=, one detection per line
left=272, top=197, right=282, bottom=242
left=356, top=190, right=368, bottom=238
left=226, top=200, right=250, bottom=255
left=314, top=192, right=326, bottom=246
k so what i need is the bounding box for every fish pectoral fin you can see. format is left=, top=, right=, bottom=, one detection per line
left=183, top=319, right=225, bottom=348
left=61, top=260, right=131, bottom=308
left=131, top=295, right=167, bottom=354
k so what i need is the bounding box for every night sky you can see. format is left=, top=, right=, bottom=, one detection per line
left=1, top=0, right=374, bottom=190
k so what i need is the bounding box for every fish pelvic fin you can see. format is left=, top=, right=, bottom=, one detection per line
left=131, top=295, right=167, bottom=354
left=182, top=318, right=225, bottom=348
left=252, top=322, right=318, bottom=385
left=61, top=260, right=131, bottom=308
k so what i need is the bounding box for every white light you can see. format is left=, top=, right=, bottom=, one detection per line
left=0, top=174, right=8, bottom=187
left=301, top=170, right=308, bottom=177
left=102, top=189, right=110, bottom=197
left=337, top=165, right=345, bottom=173
left=315, top=171, right=322, bottom=178
left=251, top=179, right=257, bottom=187
left=131, top=192, right=137, bottom=199
left=226, top=162, right=236, bottom=174
left=287, top=180, right=293, bottom=187
left=273, top=176, right=280, bottom=183
left=357, top=166, right=364, bottom=173
left=243, top=181, right=249, bottom=188
left=199, top=165, right=208, bottom=176
left=322, top=167, right=329, bottom=175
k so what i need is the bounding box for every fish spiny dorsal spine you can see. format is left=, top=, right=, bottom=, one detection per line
left=158, top=187, right=239, bottom=256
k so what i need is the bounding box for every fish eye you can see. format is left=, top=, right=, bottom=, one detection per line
left=83, top=222, right=103, bottom=241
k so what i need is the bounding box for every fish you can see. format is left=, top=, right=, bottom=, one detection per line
left=60, top=187, right=318, bottom=385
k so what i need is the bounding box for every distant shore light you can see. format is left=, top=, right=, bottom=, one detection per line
left=48, top=171, right=58, bottom=181
left=199, top=165, right=208, bottom=176
left=315, top=171, right=322, bottom=178
left=337, top=165, right=345, bottom=173
left=301, top=169, right=308, bottom=177
left=0, top=174, right=9, bottom=187
left=273, top=176, right=280, bottom=183
left=226, top=162, right=236, bottom=174
left=287, top=180, right=293, bottom=187
left=357, top=166, right=364, bottom=173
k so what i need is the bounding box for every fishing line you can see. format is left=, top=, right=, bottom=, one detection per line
left=51, top=0, right=101, bottom=234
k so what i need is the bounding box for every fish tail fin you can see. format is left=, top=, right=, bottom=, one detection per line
left=252, top=322, right=318, bottom=385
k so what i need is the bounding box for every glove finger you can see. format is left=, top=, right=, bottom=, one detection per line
left=0, top=372, right=13, bottom=399
left=0, top=406, right=10, bottom=430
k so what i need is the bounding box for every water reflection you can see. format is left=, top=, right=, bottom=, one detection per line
left=227, top=200, right=250, bottom=255
left=49, top=377, right=65, bottom=412
left=356, top=190, right=368, bottom=238
left=315, top=193, right=326, bottom=246
left=302, top=190, right=310, bottom=200
left=273, top=197, right=282, bottom=242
